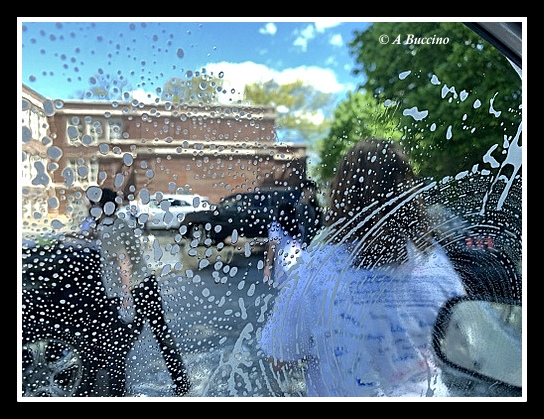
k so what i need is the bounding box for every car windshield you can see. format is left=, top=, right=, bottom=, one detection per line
left=19, top=18, right=525, bottom=400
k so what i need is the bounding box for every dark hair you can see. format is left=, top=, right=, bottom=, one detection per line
left=87, top=187, right=119, bottom=221
left=300, top=179, right=317, bottom=192
left=99, top=187, right=117, bottom=207
left=324, top=139, right=433, bottom=267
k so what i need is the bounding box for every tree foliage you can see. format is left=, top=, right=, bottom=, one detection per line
left=75, top=70, right=133, bottom=101
left=243, top=79, right=335, bottom=143
left=320, top=22, right=521, bottom=181
left=316, top=90, right=403, bottom=180
left=161, top=71, right=224, bottom=105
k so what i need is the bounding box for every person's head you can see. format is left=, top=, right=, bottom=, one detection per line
left=86, top=186, right=119, bottom=220
left=299, top=179, right=318, bottom=204
left=324, top=139, right=431, bottom=266
left=328, top=139, right=415, bottom=220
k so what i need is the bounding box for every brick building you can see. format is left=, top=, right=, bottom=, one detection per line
left=21, top=84, right=309, bottom=228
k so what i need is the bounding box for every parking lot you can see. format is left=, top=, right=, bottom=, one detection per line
left=126, top=231, right=306, bottom=397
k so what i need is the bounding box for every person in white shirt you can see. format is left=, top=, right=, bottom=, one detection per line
left=259, top=139, right=466, bottom=397
left=263, top=200, right=303, bottom=286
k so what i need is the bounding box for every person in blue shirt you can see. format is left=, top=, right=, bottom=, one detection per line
left=260, top=139, right=466, bottom=397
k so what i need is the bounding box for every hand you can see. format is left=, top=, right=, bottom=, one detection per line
left=263, top=266, right=273, bottom=285
left=121, top=291, right=132, bottom=308
left=263, top=242, right=276, bottom=285
left=119, top=291, right=135, bottom=323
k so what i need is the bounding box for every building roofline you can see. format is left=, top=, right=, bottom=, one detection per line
left=22, top=84, right=276, bottom=120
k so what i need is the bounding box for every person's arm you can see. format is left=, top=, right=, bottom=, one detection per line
left=264, top=222, right=282, bottom=285
left=260, top=265, right=314, bottom=373
left=263, top=240, right=277, bottom=285
left=118, top=255, right=133, bottom=308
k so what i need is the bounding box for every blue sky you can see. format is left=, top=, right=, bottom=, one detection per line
left=19, top=18, right=373, bottom=106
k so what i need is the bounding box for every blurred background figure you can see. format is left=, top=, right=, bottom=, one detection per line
left=295, top=179, right=323, bottom=248
left=87, top=186, right=191, bottom=397
left=263, top=200, right=303, bottom=286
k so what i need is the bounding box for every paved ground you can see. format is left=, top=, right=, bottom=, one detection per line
left=124, top=231, right=307, bottom=398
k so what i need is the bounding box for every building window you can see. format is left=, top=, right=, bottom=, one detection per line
left=66, top=117, right=123, bottom=145
left=21, top=154, right=49, bottom=186
left=109, top=119, right=123, bottom=140
left=65, top=158, right=99, bottom=187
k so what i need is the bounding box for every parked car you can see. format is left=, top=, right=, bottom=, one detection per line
left=180, top=186, right=306, bottom=245
left=119, top=193, right=210, bottom=230
left=21, top=238, right=137, bottom=396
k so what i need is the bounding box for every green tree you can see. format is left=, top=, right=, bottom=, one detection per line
left=161, top=71, right=223, bottom=105
left=346, top=22, right=522, bottom=179
left=316, top=90, right=403, bottom=180
left=243, top=79, right=336, bottom=144
left=75, top=70, right=133, bottom=101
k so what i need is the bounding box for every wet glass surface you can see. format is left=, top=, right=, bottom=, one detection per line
left=20, top=19, right=524, bottom=399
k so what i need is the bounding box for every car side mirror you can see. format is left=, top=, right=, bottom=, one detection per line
left=433, top=296, right=522, bottom=390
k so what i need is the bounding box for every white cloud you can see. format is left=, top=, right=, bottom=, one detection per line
left=329, top=33, right=343, bottom=47
left=202, top=61, right=346, bottom=104
left=274, top=66, right=344, bottom=93
left=293, top=22, right=343, bottom=52
left=259, top=23, right=277, bottom=36
left=314, top=20, right=342, bottom=32
left=293, top=37, right=308, bottom=52
left=131, top=88, right=160, bottom=104
left=131, top=61, right=347, bottom=106
left=293, top=24, right=316, bottom=52
left=300, top=24, right=316, bottom=39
